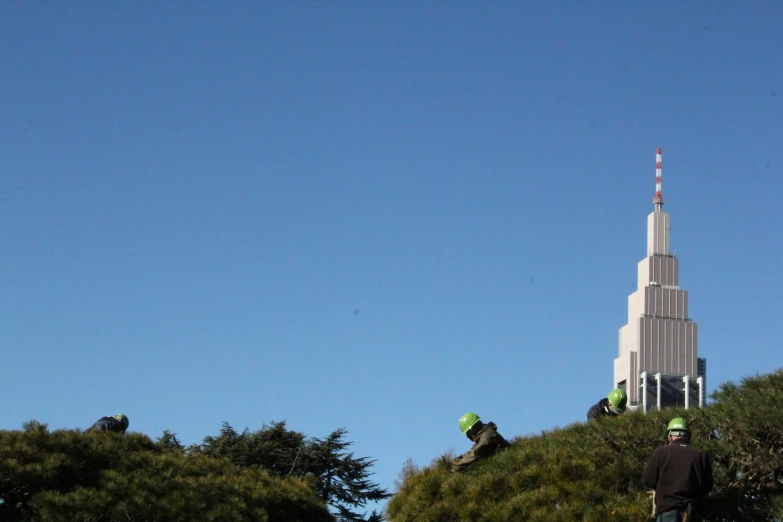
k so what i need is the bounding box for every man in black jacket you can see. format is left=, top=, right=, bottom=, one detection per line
left=87, top=414, right=130, bottom=434
left=587, top=388, right=627, bottom=421
left=642, top=417, right=713, bottom=521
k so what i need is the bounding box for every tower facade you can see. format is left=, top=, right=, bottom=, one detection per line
left=613, top=149, right=706, bottom=410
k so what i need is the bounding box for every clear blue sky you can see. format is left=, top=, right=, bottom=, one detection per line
left=2, top=2, right=781, bottom=513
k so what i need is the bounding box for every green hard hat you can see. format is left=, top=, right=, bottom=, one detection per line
left=458, top=412, right=481, bottom=434
left=607, top=388, right=628, bottom=413
left=666, top=417, right=689, bottom=434
left=112, top=414, right=130, bottom=430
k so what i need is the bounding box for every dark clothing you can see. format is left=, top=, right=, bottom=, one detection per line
left=655, top=510, right=685, bottom=522
left=87, top=416, right=126, bottom=433
left=453, top=422, right=510, bottom=472
left=587, top=398, right=619, bottom=421
left=642, top=440, right=714, bottom=516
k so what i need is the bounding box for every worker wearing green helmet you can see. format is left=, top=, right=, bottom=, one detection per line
left=587, top=388, right=627, bottom=421
left=87, top=414, right=130, bottom=434
left=452, top=412, right=510, bottom=472
left=642, top=417, right=714, bottom=521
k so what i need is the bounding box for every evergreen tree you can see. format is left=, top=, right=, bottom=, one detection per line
left=387, top=368, right=783, bottom=522
left=393, top=458, right=420, bottom=492
left=197, top=420, right=307, bottom=476
left=309, top=428, right=392, bottom=521
left=196, top=423, right=390, bottom=521
left=0, top=422, right=333, bottom=522
left=156, top=429, right=184, bottom=453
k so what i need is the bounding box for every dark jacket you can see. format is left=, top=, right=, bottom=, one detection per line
left=453, top=422, right=510, bottom=472
left=87, top=416, right=126, bottom=433
left=642, top=439, right=714, bottom=515
left=587, top=398, right=619, bottom=421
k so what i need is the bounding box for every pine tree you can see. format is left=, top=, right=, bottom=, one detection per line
left=0, top=422, right=333, bottom=522
left=196, top=422, right=390, bottom=521
left=387, top=368, right=783, bottom=522
left=308, top=428, right=392, bottom=521
left=393, top=458, right=420, bottom=492
left=197, top=420, right=307, bottom=476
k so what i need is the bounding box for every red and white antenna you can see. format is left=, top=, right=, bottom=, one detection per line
left=653, top=147, right=664, bottom=210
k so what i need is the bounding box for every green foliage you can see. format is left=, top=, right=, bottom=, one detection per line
left=309, top=428, right=391, bottom=521
left=706, top=369, right=783, bottom=519
left=194, top=422, right=390, bottom=521
left=0, top=422, right=333, bottom=522
left=387, top=369, right=783, bottom=522
left=394, top=458, right=421, bottom=492
left=0, top=419, right=389, bottom=521
left=196, top=421, right=308, bottom=477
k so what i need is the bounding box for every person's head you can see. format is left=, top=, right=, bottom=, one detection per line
left=458, top=412, right=483, bottom=441
left=112, top=414, right=130, bottom=432
left=607, top=388, right=628, bottom=414
left=666, top=417, right=690, bottom=443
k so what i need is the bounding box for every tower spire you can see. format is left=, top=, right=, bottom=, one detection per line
left=653, top=147, right=664, bottom=211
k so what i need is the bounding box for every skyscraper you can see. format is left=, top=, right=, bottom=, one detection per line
left=613, top=149, right=706, bottom=411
